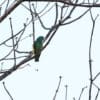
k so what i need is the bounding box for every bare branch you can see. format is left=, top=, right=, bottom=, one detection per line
left=29, top=2, right=35, bottom=42
left=9, top=18, right=16, bottom=66
left=95, top=88, right=100, bottom=100
left=73, top=97, right=76, bottom=100
left=0, top=0, right=23, bottom=22
left=3, top=82, right=13, bottom=100
left=65, top=85, right=68, bottom=100
left=78, top=86, right=87, bottom=100
left=88, top=10, right=99, bottom=100
left=1, top=0, right=100, bottom=23
left=54, top=2, right=59, bottom=26
left=5, top=0, right=9, bottom=13
left=0, top=53, right=33, bottom=81
left=53, top=76, right=62, bottom=100
left=92, top=83, right=100, bottom=100
left=93, top=72, right=100, bottom=81
left=62, top=8, right=90, bottom=25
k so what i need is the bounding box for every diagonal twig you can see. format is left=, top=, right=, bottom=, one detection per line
left=78, top=86, right=87, bottom=100
left=53, top=76, right=62, bottom=100
left=3, top=82, right=13, bottom=100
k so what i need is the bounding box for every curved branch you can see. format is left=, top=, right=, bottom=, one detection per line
left=3, top=82, right=13, bottom=100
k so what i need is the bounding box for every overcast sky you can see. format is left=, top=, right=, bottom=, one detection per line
left=0, top=1, right=100, bottom=100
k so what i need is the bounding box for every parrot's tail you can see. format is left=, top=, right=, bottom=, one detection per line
left=35, top=58, right=39, bottom=62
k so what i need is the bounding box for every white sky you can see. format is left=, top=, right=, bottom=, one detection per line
left=0, top=1, right=100, bottom=100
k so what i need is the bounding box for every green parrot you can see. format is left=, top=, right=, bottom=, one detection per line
left=33, top=36, right=44, bottom=62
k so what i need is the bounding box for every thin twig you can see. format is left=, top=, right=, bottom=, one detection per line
left=78, top=86, right=87, bottom=100
left=53, top=76, right=62, bottom=100
left=65, top=85, right=68, bottom=100
left=9, top=18, right=16, bottom=66
left=73, top=97, right=76, bottom=100
left=93, top=72, right=100, bottom=81
left=0, top=52, right=33, bottom=81
left=32, top=4, right=51, bottom=30
left=95, top=88, right=100, bottom=100
left=29, top=2, right=35, bottom=42
left=0, top=23, right=27, bottom=46
left=0, top=0, right=23, bottom=22
left=3, top=82, right=13, bottom=100
left=92, top=82, right=100, bottom=100
left=62, top=8, right=90, bottom=25
left=54, top=2, right=58, bottom=26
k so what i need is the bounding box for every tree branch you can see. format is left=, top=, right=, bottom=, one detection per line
left=53, top=76, right=62, bottom=100
left=3, top=82, right=13, bottom=100
left=1, top=0, right=100, bottom=23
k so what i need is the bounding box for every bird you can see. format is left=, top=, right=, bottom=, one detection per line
left=33, top=36, right=44, bottom=62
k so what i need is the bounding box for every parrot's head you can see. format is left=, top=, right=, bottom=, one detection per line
left=36, top=36, right=44, bottom=43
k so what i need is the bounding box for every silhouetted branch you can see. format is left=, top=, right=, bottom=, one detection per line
left=73, top=97, right=76, bottom=100
left=62, top=8, right=90, bottom=25
left=88, top=10, right=99, bottom=100
left=0, top=0, right=23, bottom=22
left=0, top=22, right=27, bottom=62
left=9, top=18, right=16, bottom=66
left=29, top=2, right=35, bottom=42
left=43, top=24, right=59, bottom=50
left=93, top=72, right=100, bottom=81
left=65, top=85, right=68, bottom=100
left=0, top=52, right=33, bottom=81
left=32, top=4, right=52, bottom=30
left=78, top=86, right=87, bottom=100
left=5, top=0, right=9, bottom=13
left=53, top=76, right=62, bottom=100
left=1, top=55, right=29, bottom=60
left=3, top=82, right=13, bottom=100
left=0, top=24, right=26, bottom=46
left=95, top=88, right=100, bottom=100
left=54, top=2, right=58, bottom=25
left=0, top=47, right=15, bottom=61
left=92, top=83, right=100, bottom=100
left=1, top=0, right=100, bottom=22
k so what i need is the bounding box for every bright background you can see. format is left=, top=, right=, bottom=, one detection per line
left=0, top=1, right=100, bottom=100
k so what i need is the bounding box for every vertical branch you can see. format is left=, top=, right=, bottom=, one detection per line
left=9, top=18, right=16, bottom=66
left=60, top=3, right=66, bottom=20
left=0, top=62, right=4, bottom=72
left=65, top=85, right=68, bottom=100
left=54, top=2, right=58, bottom=25
left=88, top=10, right=99, bottom=100
left=88, top=19, right=94, bottom=100
left=73, top=97, right=76, bottom=100
left=29, top=2, right=35, bottom=42
left=3, top=82, right=13, bottom=100
left=53, top=76, right=62, bottom=100
left=0, top=7, right=1, bottom=16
